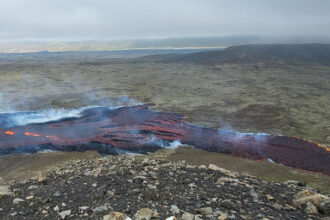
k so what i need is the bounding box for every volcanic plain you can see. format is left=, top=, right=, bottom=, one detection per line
left=0, top=45, right=329, bottom=192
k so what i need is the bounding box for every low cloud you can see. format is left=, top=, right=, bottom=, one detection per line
left=0, top=0, right=329, bottom=41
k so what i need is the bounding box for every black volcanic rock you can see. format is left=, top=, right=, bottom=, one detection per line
left=0, top=156, right=329, bottom=219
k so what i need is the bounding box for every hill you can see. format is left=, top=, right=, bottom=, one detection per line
left=138, top=44, right=330, bottom=65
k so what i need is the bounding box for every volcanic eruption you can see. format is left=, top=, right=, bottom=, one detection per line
left=0, top=104, right=329, bottom=175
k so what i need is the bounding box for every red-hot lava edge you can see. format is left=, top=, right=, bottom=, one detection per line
left=0, top=104, right=329, bottom=175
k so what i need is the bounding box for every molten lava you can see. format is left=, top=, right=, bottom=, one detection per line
left=4, top=131, right=15, bottom=135
left=0, top=104, right=329, bottom=175
left=24, top=132, right=41, bottom=137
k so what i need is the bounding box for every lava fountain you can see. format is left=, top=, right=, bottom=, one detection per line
left=0, top=104, right=329, bottom=175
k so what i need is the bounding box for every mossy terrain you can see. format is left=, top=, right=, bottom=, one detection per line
left=0, top=50, right=329, bottom=191
left=0, top=151, right=100, bottom=184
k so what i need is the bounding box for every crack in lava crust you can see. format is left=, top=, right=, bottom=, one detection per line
left=0, top=104, right=329, bottom=175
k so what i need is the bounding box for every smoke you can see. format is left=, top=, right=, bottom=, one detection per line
left=67, top=69, right=141, bottom=108
left=153, top=139, right=182, bottom=149
left=0, top=97, right=141, bottom=128
left=0, top=62, right=141, bottom=112
left=100, top=95, right=141, bottom=107
left=102, top=144, right=142, bottom=155
left=19, top=108, right=83, bottom=124
left=232, top=132, right=269, bottom=143
left=0, top=107, right=84, bottom=128
left=218, top=123, right=269, bottom=143
left=166, top=140, right=182, bottom=149
left=0, top=92, right=20, bottom=113
left=116, top=95, right=140, bottom=106
left=136, top=132, right=182, bottom=149
left=0, top=68, right=141, bottom=127
left=216, top=124, right=271, bottom=158
left=0, top=105, right=131, bottom=128
left=218, top=122, right=236, bottom=132
left=267, top=158, right=275, bottom=163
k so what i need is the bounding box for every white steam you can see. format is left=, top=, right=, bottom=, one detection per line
left=232, top=132, right=269, bottom=142
left=0, top=106, right=104, bottom=128
left=218, top=126, right=270, bottom=143
left=166, top=140, right=182, bottom=149
left=139, top=134, right=182, bottom=149
left=11, top=108, right=83, bottom=126
left=0, top=93, right=141, bottom=128
left=267, top=158, right=275, bottom=163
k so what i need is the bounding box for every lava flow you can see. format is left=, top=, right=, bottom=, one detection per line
left=4, top=130, right=15, bottom=135
left=0, top=104, right=329, bottom=175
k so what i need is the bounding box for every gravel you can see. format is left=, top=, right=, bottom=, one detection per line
left=0, top=154, right=329, bottom=219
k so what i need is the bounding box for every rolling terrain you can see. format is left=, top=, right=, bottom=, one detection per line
left=138, top=44, right=330, bottom=66
left=0, top=44, right=329, bottom=191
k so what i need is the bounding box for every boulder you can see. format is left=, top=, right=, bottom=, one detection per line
left=197, top=207, right=213, bottom=215
left=165, top=217, right=177, bottom=220
left=249, top=188, right=258, bottom=199
left=208, top=164, right=237, bottom=178
left=181, top=212, right=195, bottom=220
left=170, top=205, right=180, bottom=214
left=103, top=211, right=132, bottom=220
left=94, top=203, right=110, bottom=213
left=216, top=211, right=228, bottom=220
left=0, top=185, right=12, bottom=196
left=293, top=190, right=328, bottom=209
left=320, top=199, right=330, bottom=215
left=305, top=202, right=318, bottom=214
left=38, top=175, right=47, bottom=183
left=59, top=210, right=71, bottom=219
left=133, top=208, right=157, bottom=220
left=216, top=177, right=239, bottom=185
left=12, top=198, right=24, bottom=205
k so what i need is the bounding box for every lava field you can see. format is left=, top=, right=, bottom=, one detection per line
left=0, top=104, right=329, bottom=175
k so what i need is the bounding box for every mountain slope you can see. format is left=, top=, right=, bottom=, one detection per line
left=138, top=44, right=330, bottom=65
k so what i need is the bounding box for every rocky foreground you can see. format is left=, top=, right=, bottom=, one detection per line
left=0, top=154, right=329, bottom=220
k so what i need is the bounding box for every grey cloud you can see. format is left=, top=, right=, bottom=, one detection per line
left=0, top=0, right=329, bottom=40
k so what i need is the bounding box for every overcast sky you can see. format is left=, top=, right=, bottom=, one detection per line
left=0, top=0, right=329, bottom=41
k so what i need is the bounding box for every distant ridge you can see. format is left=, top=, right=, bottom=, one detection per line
left=138, top=44, right=330, bottom=65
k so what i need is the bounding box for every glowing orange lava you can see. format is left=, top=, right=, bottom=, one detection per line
left=290, top=136, right=330, bottom=152
left=0, top=104, right=329, bottom=175
left=45, top=135, right=58, bottom=140
left=315, top=143, right=330, bottom=152
left=24, top=132, right=41, bottom=137
left=5, top=130, right=15, bottom=135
